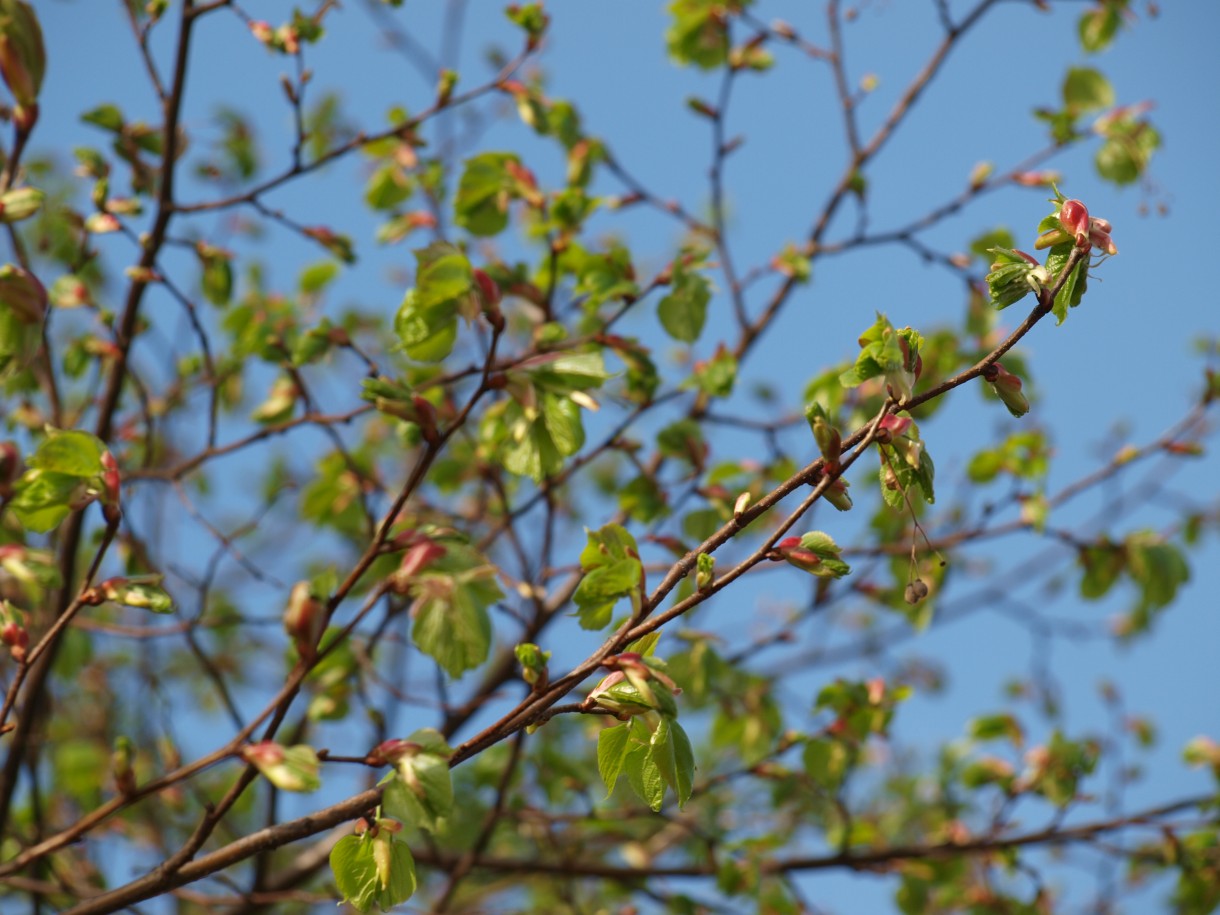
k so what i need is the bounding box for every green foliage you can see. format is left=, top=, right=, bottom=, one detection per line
left=394, top=242, right=479, bottom=362
left=9, top=429, right=107, bottom=532
left=330, top=827, right=417, bottom=913
left=454, top=152, right=521, bottom=236
left=574, top=524, right=642, bottom=629
left=657, top=256, right=711, bottom=343
left=408, top=542, right=504, bottom=677
left=381, top=730, right=454, bottom=832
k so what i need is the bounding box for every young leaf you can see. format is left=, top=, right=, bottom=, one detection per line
left=657, top=258, right=710, bottom=343
left=597, top=723, right=632, bottom=796
left=408, top=542, right=502, bottom=677
left=650, top=717, right=695, bottom=808
left=574, top=524, right=642, bottom=629
left=330, top=831, right=417, bottom=913
left=27, top=429, right=105, bottom=477
left=454, top=152, right=520, bottom=236
left=394, top=242, right=477, bottom=363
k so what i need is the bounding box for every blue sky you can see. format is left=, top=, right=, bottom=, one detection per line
left=27, top=1, right=1220, bottom=911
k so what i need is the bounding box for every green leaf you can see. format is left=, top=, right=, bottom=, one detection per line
left=1094, top=117, right=1159, bottom=186
left=968, top=713, right=1024, bottom=745
left=454, top=152, right=519, bottom=236
left=381, top=732, right=454, bottom=833
left=666, top=0, right=731, bottom=69
left=299, top=260, right=340, bottom=295
left=27, top=429, right=105, bottom=477
left=8, top=471, right=82, bottom=533
left=1079, top=541, right=1125, bottom=599
left=364, top=163, right=413, bottom=210
left=574, top=524, right=642, bottom=630
left=409, top=543, right=502, bottom=677
left=330, top=832, right=417, bottom=913
left=1044, top=243, right=1088, bottom=324
left=1063, top=67, right=1114, bottom=115
left=81, top=103, right=124, bottom=132
left=688, top=345, right=737, bottom=398
left=597, top=723, right=631, bottom=796
left=619, top=474, right=668, bottom=523
left=1078, top=5, right=1123, bottom=53
left=657, top=259, right=711, bottom=343
left=100, top=575, right=174, bottom=613
left=394, top=242, right=475, bottom=362
left=625, top=732, right=666, bottom=811
left=201, top=255, right=232, bottom=307
left=668, top=718, right=695, bottom=807
left=803, top=737, right=850, bottom=790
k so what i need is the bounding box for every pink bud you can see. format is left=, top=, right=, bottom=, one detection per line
left=241, top=740, right=284, bottom=767
left=775, top=536, right=822, bottom=572
left=472, top=268, right=501, bottom=308
left=249, top=20, right=274, bottom=44
left=878, top=414, right=912, bottom=438
left=1089, top=219, right=1117, bottom=255
left=1, top=619, right=29, bottom=661
left=367, top=739, right=421, bottom=766
left=988, top=363, right=1030, bottom=418
left=0, top=441, right=17, bottom=489
left=1059, top=199, right=1090, bottom=243
left=396, top=539, right=446, bottom=582
left=283, top=582, right=324, bottom=654
left=1012, top=170, right=1059, bottom=187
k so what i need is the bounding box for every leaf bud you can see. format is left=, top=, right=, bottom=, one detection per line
left=1058, top=198, right=1091, bottom=243
left=0, top=264, right=46, bottom=322
left=695, top=552, right=715, bottom=592
left=773, top=536, right=822, bottom=572
left=0, top=0, right=45, bottom=114
left=0, top=186, right=43, bottom=222
left=112, top=736, right=137, bottom=795
left=241, top=741, right=321, bottom=793
left=0, top=600, right=28, bottom=662
left=0, top=441, right=18, bottom=493
left=514, top=642, right=551, bottom=688
left=283, top=581, right=324, bottom=657
left=986, top=363, right=1030, bottom=418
